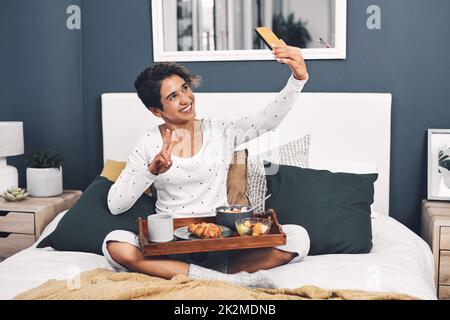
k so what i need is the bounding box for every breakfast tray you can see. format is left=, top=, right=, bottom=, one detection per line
left=138, top=209, right=286, bottom=257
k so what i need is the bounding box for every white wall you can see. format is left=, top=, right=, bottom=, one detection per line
left=162, top=0, right=178, bottom=51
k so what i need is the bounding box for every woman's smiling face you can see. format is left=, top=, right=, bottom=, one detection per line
left=151, top=74, right=196, bottom=125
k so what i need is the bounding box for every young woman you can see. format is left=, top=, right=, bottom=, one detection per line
left=103, top=42, right=311, bottom=288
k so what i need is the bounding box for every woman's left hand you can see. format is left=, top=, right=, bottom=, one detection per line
left=272, top=40, right=309, bottom=81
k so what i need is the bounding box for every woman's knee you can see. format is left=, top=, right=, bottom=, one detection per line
left=283, top=224, right=311, bottom=259
left=107, top=242, right=142, bottom=267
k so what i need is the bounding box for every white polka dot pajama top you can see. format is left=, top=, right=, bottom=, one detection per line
left=108, top=75, right=307, bottom=217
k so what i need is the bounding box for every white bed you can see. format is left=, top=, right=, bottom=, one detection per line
left=0, top=209, right=436, bottom=300
left=0, top=89, right=437, bottom=299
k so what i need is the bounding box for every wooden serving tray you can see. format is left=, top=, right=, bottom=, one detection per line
left=138, top=209, right=286, bottom=256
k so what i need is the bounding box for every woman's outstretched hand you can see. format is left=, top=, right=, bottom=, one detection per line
left=148, top=128, right=179, bottom=175
left=272, top=40, right=309, bottom=81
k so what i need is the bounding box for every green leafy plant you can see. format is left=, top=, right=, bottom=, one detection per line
left=25, top=150, right=64, bottom=170
left=439, top=149, right=450, bottom=173
left=271, top=13, right=312, bottom=49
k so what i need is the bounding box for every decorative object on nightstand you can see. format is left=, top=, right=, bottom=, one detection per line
left=422, top=200, right=450, bottom=300
left=0, top=190, right=81, bottom=260
left=427, top=129, right=450, bottom=201
left=25, top=150, right=64, bottom=197
left=1, top=187, right=28, bottom=202
left=0, top=122, right=24, bottom=194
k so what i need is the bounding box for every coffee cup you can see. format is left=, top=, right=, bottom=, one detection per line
left=147, top=214, right=174, bottom=242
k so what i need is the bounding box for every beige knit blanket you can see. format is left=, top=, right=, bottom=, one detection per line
left=14, top=268, right=417, bottom=300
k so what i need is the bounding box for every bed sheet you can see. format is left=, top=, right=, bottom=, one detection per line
left=0, top=210, right=437, bottom=300
left=269, top=212, right=437, bottom=300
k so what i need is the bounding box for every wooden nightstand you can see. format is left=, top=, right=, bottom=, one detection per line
left=0, top=190, right=82, bottom=261
left=422, top=200, right=450, bottom=300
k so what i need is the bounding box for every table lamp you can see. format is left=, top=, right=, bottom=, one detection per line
left=0, top=122, right=24, bottom=193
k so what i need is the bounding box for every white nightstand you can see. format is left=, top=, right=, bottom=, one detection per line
left=0, top=190, right=82, bottom=261
left=422, top=200, right=450, bottom=300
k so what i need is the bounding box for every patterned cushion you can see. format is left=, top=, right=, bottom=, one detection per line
left=247, top=135, right=311, bottom=213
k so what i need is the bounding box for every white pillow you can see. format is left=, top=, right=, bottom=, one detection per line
left=247, top=135, right=311, bottom=213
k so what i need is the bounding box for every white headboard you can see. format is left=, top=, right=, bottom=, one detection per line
left=102, top=92, right=392, bottom=215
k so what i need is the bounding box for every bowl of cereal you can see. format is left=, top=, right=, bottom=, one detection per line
left=215, top=205, right=253, bottom=230
left=235, top=218, right=272, bottom=237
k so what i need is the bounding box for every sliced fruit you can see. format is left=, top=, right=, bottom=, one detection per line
left=252, top=222, right=269, bottom=236
left=236, top=224, right=251, bottom=235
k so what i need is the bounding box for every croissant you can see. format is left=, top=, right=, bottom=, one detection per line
left=188, top=223, right=222, bottom=239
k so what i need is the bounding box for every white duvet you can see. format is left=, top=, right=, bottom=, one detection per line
left=0, top=211, right=437, bottom=300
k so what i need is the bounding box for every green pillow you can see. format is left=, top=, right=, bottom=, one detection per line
left=37, top=176, right=156, bottom=255
left=265, top=163, right=378, bottom=255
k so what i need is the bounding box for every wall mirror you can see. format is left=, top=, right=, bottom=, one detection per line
left=151, top=0, right=346, bottom=62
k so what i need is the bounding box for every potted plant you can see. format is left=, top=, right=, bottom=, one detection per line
left=25, top=150, right=64, bottom=197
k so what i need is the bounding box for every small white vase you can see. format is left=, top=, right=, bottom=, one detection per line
left=26, top=167, right=63, bottom=197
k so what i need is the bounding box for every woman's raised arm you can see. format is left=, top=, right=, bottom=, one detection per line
left=229, top=42, right=309, bottom=147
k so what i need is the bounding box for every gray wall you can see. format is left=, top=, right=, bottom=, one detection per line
left=1, top=0, right=450, bottom=233
left=0, top=0, right=84, bottom=188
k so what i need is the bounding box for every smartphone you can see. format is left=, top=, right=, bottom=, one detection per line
left=255, top=27, right=284, bottom=50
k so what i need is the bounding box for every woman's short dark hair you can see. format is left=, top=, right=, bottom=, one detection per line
left=134, top=62, right=202, bottom=111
